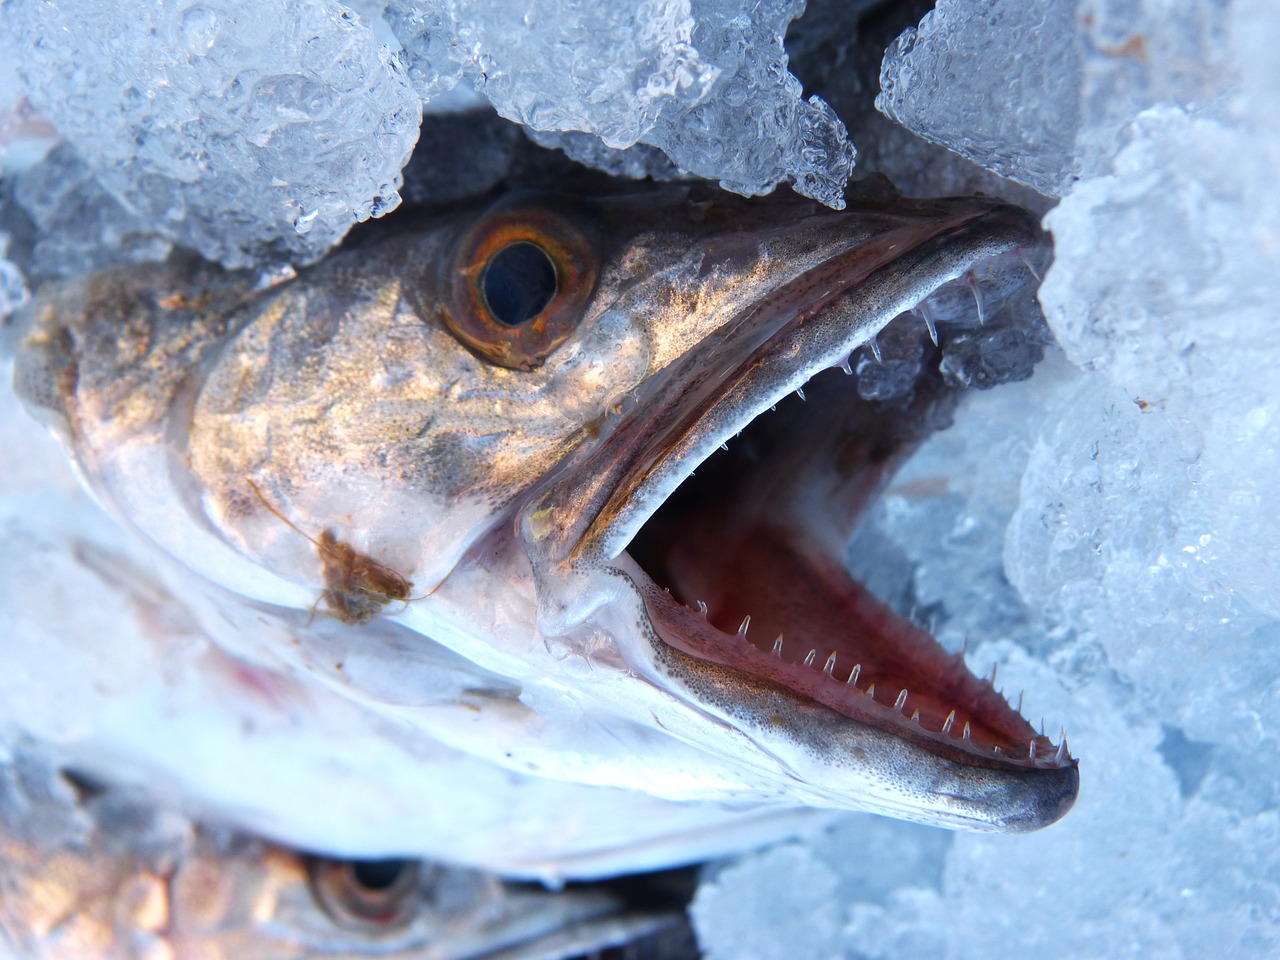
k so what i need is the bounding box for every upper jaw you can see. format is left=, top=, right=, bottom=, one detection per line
left=522, top=193, right=1048, bottom=570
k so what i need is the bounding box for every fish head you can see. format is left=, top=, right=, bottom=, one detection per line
left=15, top=178, right=1078, bottom=841
left=0, top=750, right=665, bottom=958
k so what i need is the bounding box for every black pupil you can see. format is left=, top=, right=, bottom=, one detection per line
left=350, top=859, right=407, bottom=891
left=482, top=241, right=557, bottom=326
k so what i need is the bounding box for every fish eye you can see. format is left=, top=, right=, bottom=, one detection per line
left=442, top=199, right=600, bottom=370
left=308, top=856, right=420, bottom=931
left=482, top=241, right=558, bottom=326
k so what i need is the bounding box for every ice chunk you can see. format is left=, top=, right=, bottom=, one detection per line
left=1037, top=103, right=1280, bottom=621
left=13, top=145, right=173, bottom=280
left=876, top=0, right=1083, bottom=196
left=691, top=843, right=842, bottom=959
left=386, top=0, right=855, bottom=206
left=0, top=233, right=29, bottom=322
left=1, top=0, right=421, bottom=269
left=877, top=0, right=1234, bottom=197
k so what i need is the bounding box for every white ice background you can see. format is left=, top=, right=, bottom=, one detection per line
left=2, top=0, right=1278, bottom=957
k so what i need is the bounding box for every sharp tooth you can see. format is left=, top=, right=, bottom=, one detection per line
left=737, top=615, right=751, bottom=637
left=803, top=649, right=816, bottom=668
left=1016, top=690, right=1024, bottom=713
left=965, top=273, right=987, bottom=326
left=942, top=710, right=956, bottom=735
left=847, top=663, right=861, bottom=686
left=994, top=746, right=1003, bottom=756
left=962, top=721, right=972, bottom=741
left=868, top=337, right=882, bottom=363
left=989, top=663, right=998, bottom=687
left=894, top=689, right=908, bottom=711
left=720, top=442, right=729, bottom=452
left=840, top=357, right=853, bottom=375
left=823, top=652, right=837, bottom=676
left=795, top=386, right=806, bottom=401
left=696, top=600, right=708, bottom=616
left=772, top=635, right=784, bottom=657
left=1055, top=738, right=1069, bottom=763
left=1028, top=741, right=1037, bottom=762
left=919, top=302, right=939, bottom=346
left=910, top=709, right=920, bottom=723
left=1020, top=250, right=1042, bottom=282
left=866, top=683, right=876, bottom=699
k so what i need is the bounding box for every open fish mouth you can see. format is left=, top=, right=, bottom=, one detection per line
left=523, top=188, right=1079, bottom=829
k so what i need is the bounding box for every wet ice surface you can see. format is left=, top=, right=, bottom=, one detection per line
left=3, top=1, right=1279, bottom=958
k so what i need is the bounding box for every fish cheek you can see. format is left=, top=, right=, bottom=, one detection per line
left=436, top=202, right=601, bottom=370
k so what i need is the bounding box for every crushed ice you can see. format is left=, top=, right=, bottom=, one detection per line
left=1, top=1, right=1278, bottom=958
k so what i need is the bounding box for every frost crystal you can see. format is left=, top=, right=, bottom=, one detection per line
left=1, top=0, right=421, bottom=268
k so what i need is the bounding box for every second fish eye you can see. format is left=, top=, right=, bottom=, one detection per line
left=482, top=241, right=558, bottom=326
left=308, top=856, right=421, bottom=931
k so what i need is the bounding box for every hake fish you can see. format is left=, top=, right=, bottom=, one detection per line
left=0, top=747, right=693, bottom=960
left=10, top=178, right=1078, bottom=874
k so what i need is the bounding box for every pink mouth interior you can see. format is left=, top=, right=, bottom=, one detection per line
left=628, top=358, right=1069, bottom=771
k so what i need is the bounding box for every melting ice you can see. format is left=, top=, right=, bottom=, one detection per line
left=2, top=0, right=1278, bottom=958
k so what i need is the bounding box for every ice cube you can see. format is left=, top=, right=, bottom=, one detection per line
left=1, top=0, right=421, bottom=269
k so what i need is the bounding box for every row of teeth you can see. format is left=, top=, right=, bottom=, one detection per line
left=779, top=260, right=1038, bottom=405
left=702, top=254, right=1062, bottom=763
left=714, top=256, right=1045, bottom=444
left=691, top=603, right=1069, bottom=765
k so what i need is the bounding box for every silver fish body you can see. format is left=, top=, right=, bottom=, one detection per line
left=0, top=747, right=691, bottom=960
left=9, top=179, right=1077, bottom=879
